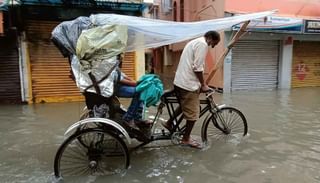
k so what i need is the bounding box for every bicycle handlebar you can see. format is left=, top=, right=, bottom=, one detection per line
left=205, top=87, right=215, bottom=98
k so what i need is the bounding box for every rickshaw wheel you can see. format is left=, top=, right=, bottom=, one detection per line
left=201, top=107, right=248, bottom=144
left=54, top=128, right=130, bottom=178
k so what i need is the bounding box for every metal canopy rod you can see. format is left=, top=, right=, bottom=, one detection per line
left=205, top=20, right=251, bottom=84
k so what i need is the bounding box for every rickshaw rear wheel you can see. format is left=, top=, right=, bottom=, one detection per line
left=54, top=128, right=130, bottom=178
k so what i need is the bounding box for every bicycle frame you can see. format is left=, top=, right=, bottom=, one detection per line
left=67, top=89, right=230, bottom=150
left=147, top=89, right=227, bottom=142
left=203, top=91, right=231, bottom=134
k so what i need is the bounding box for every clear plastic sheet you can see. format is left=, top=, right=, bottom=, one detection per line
left=51, top=10, right=276, bottom=97
left=90, top=10, right=276, bottom=51
left=52, top=10, right=276, bottom=56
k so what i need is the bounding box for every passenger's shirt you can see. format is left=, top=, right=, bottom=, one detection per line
left=173, top=37, right=208, bottom=91
left=112, top=68, right=126, bottom=82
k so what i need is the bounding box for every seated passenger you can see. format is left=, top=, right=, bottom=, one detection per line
left=113, top=54, right=151, bottom=128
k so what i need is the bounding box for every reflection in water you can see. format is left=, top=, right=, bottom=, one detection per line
left=0, top=88, right=319, bottom=183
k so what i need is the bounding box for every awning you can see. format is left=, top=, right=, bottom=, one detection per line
left=8, top=0, right=145, bottom=12
left=0, top=0, right=8, bottom=11
left=232, top=15, right=303, bottom=33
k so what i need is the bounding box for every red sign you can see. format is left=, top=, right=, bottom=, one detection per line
left=295, top=61, right=309, bottom=80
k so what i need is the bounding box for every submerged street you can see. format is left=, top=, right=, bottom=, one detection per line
left=0, top=88, right=319, bottom=183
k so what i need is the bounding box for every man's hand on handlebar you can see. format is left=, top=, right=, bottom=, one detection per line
left=201, top=84, right=211, bottom=93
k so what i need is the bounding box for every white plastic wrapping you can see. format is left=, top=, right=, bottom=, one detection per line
left=71, top=55, right=118, bottom=97
left=52, top=22, right=128, bottom=98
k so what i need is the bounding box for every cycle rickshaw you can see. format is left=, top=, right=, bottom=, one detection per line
left=49, top=11, right=275, bottom=180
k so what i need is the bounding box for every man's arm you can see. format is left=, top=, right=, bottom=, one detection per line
left=194, top=71, right=210, bottom=92
left=193, top=42, right=210, bottom=92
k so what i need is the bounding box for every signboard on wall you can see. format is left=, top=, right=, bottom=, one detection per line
left=233, top=15, right=303, bottom=33
left=304, top=20, right=320, bottom=34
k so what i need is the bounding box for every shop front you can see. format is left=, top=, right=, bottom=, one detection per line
left=14, top=1, right=143, bottom=103
left=25, top=20, right=137, bottom=103
left=292, top=41, right=320, bottom=88
left=0, top=34, right=21, bottom=103
left=25, top=20, right=82, bottom=103
left=231, top=40, right=280, bottom=90
left=224, top=15, right=304, bottom=92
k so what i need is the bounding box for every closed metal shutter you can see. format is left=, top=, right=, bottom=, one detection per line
left=26, top=20, right=136, bottom=103
left=0, top=36, right=21, bottom=103
left=26, top=20, right=83, bottom=103
left=122, top=52, right=136, bottom=79
left=231, top=40, right=279, bottom=90
left=292, top=41, right=320, bottom=87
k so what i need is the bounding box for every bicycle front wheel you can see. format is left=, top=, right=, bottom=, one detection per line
left=54, top=128, right=129, bottom=179
left=201, top=107, right=248, bottom=144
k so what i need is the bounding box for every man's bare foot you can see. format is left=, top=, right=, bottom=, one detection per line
left=180, top=138, right=202, bottom=149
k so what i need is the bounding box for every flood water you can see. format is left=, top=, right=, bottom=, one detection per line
left=0, top=88, right=320, bottom=183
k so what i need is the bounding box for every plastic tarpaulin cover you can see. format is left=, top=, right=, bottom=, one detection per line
left=51, top=10, right=276, bottom=98
left=52, top=20, right=128, bottom=97
left=76, top=24, right=128, bottom=70
left=89, top=10, right=276, bottom=51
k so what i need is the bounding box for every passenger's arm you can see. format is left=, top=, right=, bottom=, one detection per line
left=119, top=72, right=137, bottom=86
left=120, top=79, right=136, bottom=86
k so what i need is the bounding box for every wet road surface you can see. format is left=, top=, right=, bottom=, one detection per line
left=0, top=88, right=319, bottom=183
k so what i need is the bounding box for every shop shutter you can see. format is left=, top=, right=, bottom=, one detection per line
left=26, top=20, right=136, bottom=103
left=292, top=41, right=320, bottom=87
left=122, top=52, right=136, bottom=79
left=0, top=36, right=21, bottom=103
left=231, top=40, right=279, bottom=90
left=26, top=20, right=83, bottom=103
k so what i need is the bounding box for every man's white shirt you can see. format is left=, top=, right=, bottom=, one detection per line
left=174, top=37, right=209, bottom=91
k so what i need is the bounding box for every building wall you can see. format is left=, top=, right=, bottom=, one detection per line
left=226, top=0, right=320, bottom=18
left=223, top=31, right=320, bottom=92
left=0, top=11, right=3, bottom=34
left=154, top=0, right=225, bottom=89
left=225, top=0, right=320, bottom=90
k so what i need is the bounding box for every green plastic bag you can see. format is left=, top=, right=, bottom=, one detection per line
left=136, top=74, right=164, bottom=108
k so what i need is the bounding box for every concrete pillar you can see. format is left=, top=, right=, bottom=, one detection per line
left=135, top=49, right=145, bottom=80
left=134, top=32, right=146, bottom=80
left=278, top=39, right=293, bottom=89
left=19, top=32, right=33, bottom=103
left=223, top=31, right=232, bottom=93
left=223, top=51, right=232, bottom=93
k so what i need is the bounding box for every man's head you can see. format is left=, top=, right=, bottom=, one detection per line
left=204, top=31, right=220, bottom=48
